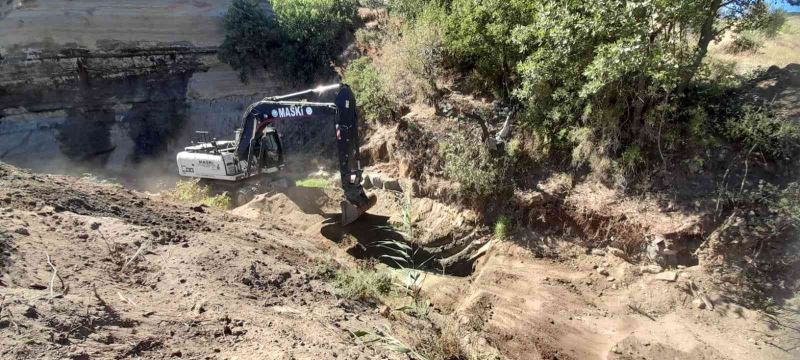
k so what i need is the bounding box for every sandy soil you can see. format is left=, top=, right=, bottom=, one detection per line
left=2, top=161, right=798, bottom=360
left=0, top=163, right=416, bottom=359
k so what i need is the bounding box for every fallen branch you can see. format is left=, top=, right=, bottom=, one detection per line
left=46, top=253, right=66, bottom=298
left=627, top=304, right=656, bottom=321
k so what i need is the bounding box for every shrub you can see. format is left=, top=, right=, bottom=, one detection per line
left=440, top=133, right=512, bottom=199
left=387, top=0, right=434, bottom=19
left=165, top=179, right=231, bottom=209
left=725, top=106, right=800, bottom=159
left=342, top=56, right=399, bottom=123
left=725, top=31, right=763, bottom=54
left=444, top=0, right=536, bottom=99
left=333, top=267, right=393, bottom=301
left=494, top=215, right=510, bottom=240
left=762, top=9, right=787, bottom=37
left=379, top=5, right=446, bottom=110
left=619, top=145, right=645, bottom=176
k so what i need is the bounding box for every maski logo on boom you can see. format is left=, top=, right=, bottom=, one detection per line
left=271, top=106, right=314, bottom=118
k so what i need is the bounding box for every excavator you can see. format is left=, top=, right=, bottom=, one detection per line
left=175, top=83, right=376, bottom=225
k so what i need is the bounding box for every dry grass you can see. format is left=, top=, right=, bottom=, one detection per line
left=709, top=14, right=800, bottom=74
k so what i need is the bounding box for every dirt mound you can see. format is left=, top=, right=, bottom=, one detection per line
left=231, top=188, right=332, bottom=232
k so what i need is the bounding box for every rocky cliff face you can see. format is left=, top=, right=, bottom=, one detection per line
left=0, top=0, right=333, bottom=182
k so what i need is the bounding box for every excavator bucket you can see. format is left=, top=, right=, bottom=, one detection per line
left=340, top=193, right=377, bottom=226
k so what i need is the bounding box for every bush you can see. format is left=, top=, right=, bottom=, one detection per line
left=494, top=215, right=510, bottom=240
left=165, top=179, right=231, bottom=209
left=387, top=0, right=435, bottom=19
left=762, top=9, right=787, bottom=37
left=443, top=0, right=535, bottom=99
left=377, top=5, right=446, bottom=110
left=440, top=133, right=513, bottom=199
left=725, top=106, right=800, bottom=159
left=342, top=56, right=399, bottom=123
left=334, top=267, right=394, bottom=301
left=726, top=31, right=763, bottom=54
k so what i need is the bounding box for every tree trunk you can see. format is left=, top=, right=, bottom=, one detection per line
left=677, top=0, right=722, bottom=93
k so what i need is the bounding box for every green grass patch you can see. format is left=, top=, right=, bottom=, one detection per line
left=333, top=267, right=393, bottom=301
left=494, top=215, right=511, bottom=240
left=295, top=177, right=331, bottom=188
left=165, top=179, right=231, bottom=209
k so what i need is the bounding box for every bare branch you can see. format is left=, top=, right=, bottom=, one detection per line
left=46, top=253, right=66, bottom=298
left=121, top=241, right=150, bottom=272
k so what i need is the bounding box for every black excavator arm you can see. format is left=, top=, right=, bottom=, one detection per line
left=234, top=84, right=376, bottom=225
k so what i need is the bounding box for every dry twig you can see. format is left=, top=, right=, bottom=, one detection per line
left=122, top=241, right=150, bottom=272
left=46, top=253, right=66, bottom=298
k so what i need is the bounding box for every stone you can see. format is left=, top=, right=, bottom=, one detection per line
left=607, top=277, right=616, bottom=282
left=692, top=298, right=706, bottom=309
left=361, top=175, right=373, bottom=189
left=192, top=300, right=207, bottom=314
left=597, top=268, right=609, bottom=276
left=14, top=227, right=29, bottom=236
left=382, top=178, right=403, bottom=192
left=640, top=264, right=663, bottom=274
left=654, top=271, right=678, bottom=282
left=591, top=248, right=606, bottom=256
left=370, top=174, right=383, bottom=189
left=378, top=305, right=391, bottom=318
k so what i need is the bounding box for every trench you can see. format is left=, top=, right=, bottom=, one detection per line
left=257, top=186, right=478, bottom=277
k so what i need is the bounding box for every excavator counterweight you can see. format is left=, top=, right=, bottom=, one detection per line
left=175, top=83, right=375, bottom=225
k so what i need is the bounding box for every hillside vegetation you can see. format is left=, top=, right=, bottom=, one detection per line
left=710, top=13, right=800, bottom=73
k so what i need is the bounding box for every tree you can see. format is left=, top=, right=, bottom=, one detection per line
left=217, top=0, right=281, bottom=82
left=218, top=0, right=358, bottom=83
left=510, top=0, right=796, bottom=165
left=443, top=0, right=536, bottom=99
left=271, top=0, right=359, bottom=81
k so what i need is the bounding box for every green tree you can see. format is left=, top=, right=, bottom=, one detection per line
left=510, top=0, right=794, bottom=168
left=443, top=0, right=536, bottom=99
left=219, top=0, right=358, bottom=83
left=217, top=0, right=282, bottom=82
left=272, top=0, right=359, bottom=81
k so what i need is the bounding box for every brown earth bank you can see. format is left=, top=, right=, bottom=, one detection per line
left=0, top=163, right=438, bottom=360
left=2, top=161, right=799, bottom=360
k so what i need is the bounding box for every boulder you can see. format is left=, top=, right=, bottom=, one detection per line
left=640, top=264, right=663, bottom=274
left=370, top=174, right=383, bottom=189
left=362, top=174, right=373, bottom=189
left=382, top=178, right=402, bottom=192
left=692, top=298, right=706, bottom=309
left=654, top=271, right=678, bottom=282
